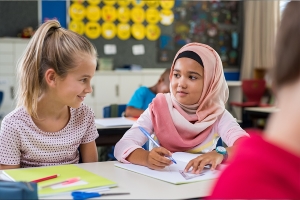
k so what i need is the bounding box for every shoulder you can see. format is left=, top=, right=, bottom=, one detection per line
left=2, top=107, right=29, bottom=127
left=218, top=110, right=236, bottom=122
left=135, top=86, right=151, bottom=94
left=214, top=109, right=241, bottom=129
left=1, top=107, right=29, bottom=138
left=70, top=103, right=95, bottom=120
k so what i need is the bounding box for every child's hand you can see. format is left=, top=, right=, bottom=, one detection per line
left=184, top=151, right=223, bottom=174
left=146, top=147, right=173, bottom=170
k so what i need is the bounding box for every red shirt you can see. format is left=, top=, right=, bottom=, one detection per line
left=209, top=134, right=300, bottom=199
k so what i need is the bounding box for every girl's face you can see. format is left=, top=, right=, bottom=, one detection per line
left=171, top=57, right=204, bottom=105
left=55, top=54, right=96, bottom=108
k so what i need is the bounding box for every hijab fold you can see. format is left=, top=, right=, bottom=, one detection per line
left=149, top=43, right=229, bottom=152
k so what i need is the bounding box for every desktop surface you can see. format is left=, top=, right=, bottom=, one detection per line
left=1, top=161, right=215, bottom=199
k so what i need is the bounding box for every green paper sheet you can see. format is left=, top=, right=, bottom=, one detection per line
left=3, top=164, right=117, bottom=196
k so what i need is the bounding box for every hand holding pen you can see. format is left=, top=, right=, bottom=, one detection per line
left=138, top=126, right=177, bottom=170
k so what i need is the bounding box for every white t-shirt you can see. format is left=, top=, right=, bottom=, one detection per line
left=0, top=104, right=98, bottom=168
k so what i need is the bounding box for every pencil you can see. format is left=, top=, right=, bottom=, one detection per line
left=31, top=174, right=59, bottom=183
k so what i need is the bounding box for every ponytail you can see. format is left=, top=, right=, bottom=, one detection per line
left=16, top=20, right=97, bottom=118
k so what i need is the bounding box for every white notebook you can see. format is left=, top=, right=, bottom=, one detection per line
left=115, top=152, right=224, bottom=185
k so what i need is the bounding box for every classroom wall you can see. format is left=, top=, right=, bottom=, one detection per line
left=0, top=1, right=172, bottom=69
left=0, top=1, right=243, bottom=70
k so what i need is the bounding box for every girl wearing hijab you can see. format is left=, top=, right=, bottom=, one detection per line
left=114, top=43, right=249, bottom=173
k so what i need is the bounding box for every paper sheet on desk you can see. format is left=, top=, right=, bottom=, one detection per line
left=95, top=117, right=135, bottom=127
left=115, top=152, right=223, bottom=185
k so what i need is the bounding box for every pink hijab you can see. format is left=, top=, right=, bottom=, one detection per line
left=149, top=43, right=229, bottom=152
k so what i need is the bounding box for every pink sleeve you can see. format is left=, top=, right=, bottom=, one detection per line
left=114, top=108, right=153, bottom=163
left=217, top=110, right=249, bottom=147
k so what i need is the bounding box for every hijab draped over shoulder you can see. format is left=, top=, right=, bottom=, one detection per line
left=149, top=43, right=229, bottom=152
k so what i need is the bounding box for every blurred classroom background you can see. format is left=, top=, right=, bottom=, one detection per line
left=0, top=0, right=284, bottom=128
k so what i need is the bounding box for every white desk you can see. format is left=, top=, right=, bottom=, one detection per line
left=244, top=106, right=278, bottom=128
left=1, top=161, right=216, bottom=199
left=244, top=106, right=279, bottom=114
left=95, top=119, right=132, bottom=146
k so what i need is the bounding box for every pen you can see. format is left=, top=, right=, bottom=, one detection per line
left=31, top=174, right=59, bottom=183
left=41, top=177, right=81, bottom=189
left=138, top=126, right=177, bottom=164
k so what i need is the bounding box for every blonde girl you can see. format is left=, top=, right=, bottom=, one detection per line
left=0, top=20, right=98, bottom=169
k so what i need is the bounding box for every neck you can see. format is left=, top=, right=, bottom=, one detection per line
left=265, top=82, right=300, bottom=157
left=149, top=85, right=157, bottom=94
left=35, top=93, right=69, bottom=120
left=170, top=91, right=199, bottom=114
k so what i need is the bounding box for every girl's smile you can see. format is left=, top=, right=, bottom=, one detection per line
left=77, top=95, right=86, bottom=101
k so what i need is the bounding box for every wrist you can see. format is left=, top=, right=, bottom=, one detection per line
left=215, top=146, right=228, bottom=163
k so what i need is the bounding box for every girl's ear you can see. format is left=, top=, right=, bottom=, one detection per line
left=44, top=68, right=57, bottom=87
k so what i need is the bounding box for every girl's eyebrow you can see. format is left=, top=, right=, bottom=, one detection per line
left=173, top=69, right=202, bottom=76
left=81, top=74, right=92, bottom=78
left=189, top=71, right=202, bottom=76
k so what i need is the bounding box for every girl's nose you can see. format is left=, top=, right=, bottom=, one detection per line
left=85, top=84, right=93, bottom=93
left=178, top=78, right=187, bottom=88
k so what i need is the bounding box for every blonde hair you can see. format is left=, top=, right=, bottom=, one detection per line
left=16, top=20, right=97, bottom=119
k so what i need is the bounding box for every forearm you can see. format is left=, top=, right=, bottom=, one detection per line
left=125, top=107, right=144, bottom=118
left=126, top=148, right=149, bottom=166
left=0, top=164, right=20, bottom=170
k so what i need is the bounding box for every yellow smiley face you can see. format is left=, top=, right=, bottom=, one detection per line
left=86, top=5, right=101, bottom=21
left=117, top=23, right=131, bottom=40
left=85, top=21, right=101, bottom=39
left=87, top=0, right=101, bottom=5
left=146, top=24, right=160, bottom=41
left=131, top=23, right=145, bottom=40
left=68, top=20, right=85, bottom=35
left=146, top=0, right=159, bottom=8
left=160, top=9, right=174, bottom=25
left=117, top=7, right=130, bottom=23
left=102, top=5, right=117, bottom=22
left=69, top=3, right=86, bottom=21
left=131, top=7, right=145, bottom=23
left=102, top=22, right=116, bottom=39
left=103, top=0, right=116, bottom=5
left=160, top=0, right=175, bottom=9
left=131, top=0, right=145, bottom=7
left=117, top=0, right=130, bottom=6
left=146, top=8, right=160, bottom=24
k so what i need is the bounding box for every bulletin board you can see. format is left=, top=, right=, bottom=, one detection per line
left=66, top=0, right=243, bottom=69
left=67, top=0, right=175, bottom=69
left=0, top=1, right=243, bottom=70
left=172, top=1, right=243, bottom=68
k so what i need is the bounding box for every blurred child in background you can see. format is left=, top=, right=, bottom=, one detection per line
left=125, top=68, right=170, bottom=118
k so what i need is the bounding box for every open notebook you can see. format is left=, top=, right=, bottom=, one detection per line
left=2, top=164, right=117, bottom=197
left=115, top=152, right=225, bottom=185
